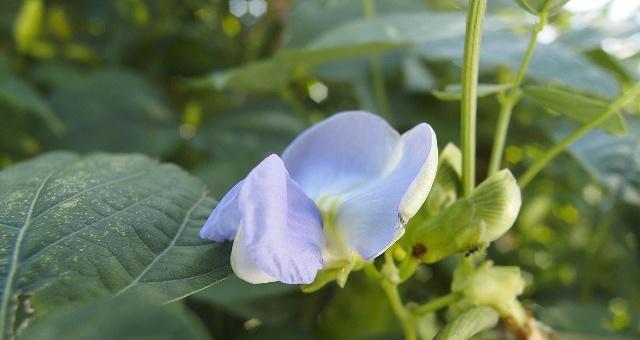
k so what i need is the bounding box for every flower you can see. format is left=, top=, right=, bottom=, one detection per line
left=199, top=111, right=438, bottom=284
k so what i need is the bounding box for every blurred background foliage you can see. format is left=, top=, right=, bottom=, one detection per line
left=1, top=0, right=639, bottom=339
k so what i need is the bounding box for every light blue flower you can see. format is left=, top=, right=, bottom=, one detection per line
left=200, top=111, right=438, bottom=284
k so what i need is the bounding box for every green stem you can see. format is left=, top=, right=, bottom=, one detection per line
left=362, top=0, right=392, bottom=121
left=380, top=252, right=416, bottom=340
left=487, top=2, right=551, bottom=176
left=460, top=0, right=488, bottom=196
left=411, top=292, right=461, bottom=315
left=519, top=83, right=640, bottom=188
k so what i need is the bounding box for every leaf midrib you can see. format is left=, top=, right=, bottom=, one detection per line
left=1, top=171, right=54, bottom=339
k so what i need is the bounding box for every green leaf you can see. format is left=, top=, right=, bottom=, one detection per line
left=193, top=275, right=303, bottom=325
left=405, top=170, right=521, bottom=263
left=196, top=44, right=398, bottom=93
left=564, top=118, right=640, bottom=206
left=524, top=86, right=628, bottom=136
left=432, top=83, right=511, bottom=101
left=0, top=152, right=231, bottom=338
left=0, top=73, right=64, bottom=136
left=19, top=298, right=209, bottom=340
left=435, top=307, right=499, bottom=340
left=194, top=275, right=295, bottom=303
left=514, top=0, right=570, bottom=16
left=197, top=13, right=514, bottom=93
left=47, top=68, right=179, bottom=156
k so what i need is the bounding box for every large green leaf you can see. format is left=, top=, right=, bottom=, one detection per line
left=416, top=31, right=619, bottom=96
left=0, top=152, right=231, bottom=338
left=198, top=12, right=513, bottom=93
left=193, top=275, right=301, bottom=325
left=47, top=68, right=179, bottom=156
left=524, top=86, right=627, bottom=136
left=19, top=298, right=209, bottom=340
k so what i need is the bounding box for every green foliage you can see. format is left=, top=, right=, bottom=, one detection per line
left=0, top=0, right=639, bottom=338
left=0, top=152, right=230, bottom=338
left=45, top=68, right=179, bottom=156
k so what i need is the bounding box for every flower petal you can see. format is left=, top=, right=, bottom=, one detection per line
left=238, top=154, right=325, bottom=284
left=282, top=111, right=400, bottom=199
left=230, top=225, right=276, bottom=284
left=336, top=123, right=438, bottom=259
left=199, top=180, right=244, bottom=242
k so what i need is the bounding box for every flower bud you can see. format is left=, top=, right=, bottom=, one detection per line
left=457, top=263, right=527, bottom=325
left=421, top=143, right=462, bottom=219
left=404, top=169, right=521, bottom=263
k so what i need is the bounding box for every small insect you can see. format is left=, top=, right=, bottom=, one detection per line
left=464, top=246, right=479, bottom=257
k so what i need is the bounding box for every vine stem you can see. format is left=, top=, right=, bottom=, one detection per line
left=362, top=0, right=392, bottom=122
left=460, top=0, right=488, bottom=196
left=487, top=0, right=552, bottom=175
left=519, top=83, right=640, bottom=188
left=380, top=251, right=417, bottom=340
left=411, top=292, right=461, bottom=315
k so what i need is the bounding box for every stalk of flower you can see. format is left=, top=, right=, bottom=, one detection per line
left=199, top=111, right=438, bottom=285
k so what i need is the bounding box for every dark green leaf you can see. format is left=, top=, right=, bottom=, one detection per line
left=47, top=69, right=179, bottom=156
left=0, top=73, right=63, bottom=135
left=0, top=152, right=230, bottom=338
left=19, top=298, right=209, bottom=340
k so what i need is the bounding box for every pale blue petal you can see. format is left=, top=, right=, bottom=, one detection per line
left=336, top=123, right=438, bottom=259
left=199, top=180, right=244, bottom=242
left=238, top=154, right=325, bottom=284
left=282, top=111, right=400, bottom=199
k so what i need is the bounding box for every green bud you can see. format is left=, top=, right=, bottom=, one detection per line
left=456, top=262, right=527, bottom=325
left=514, top=0, right=570, bottom=16
left=421, top=143, right=462, bottom=219
left=405, top=169, right=521, bottom=263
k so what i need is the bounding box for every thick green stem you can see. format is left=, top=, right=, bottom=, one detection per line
left=460, top=0, right=488, bottom=196
left=519, top=83, right=640, bottom=188
left=362, top=0, right=392, bottom=121
left=411, top=292, right=461, bottom=315
left=487, top=2, right=550, bottom=175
